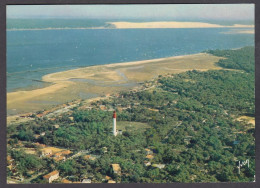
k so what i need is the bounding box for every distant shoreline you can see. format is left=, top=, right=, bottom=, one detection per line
left=7, top=21, right=254, bottom=31
left=7, top=27, right=107, bottom=31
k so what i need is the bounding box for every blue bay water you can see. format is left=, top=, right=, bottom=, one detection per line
left=7, top=28, right=254, bottom=92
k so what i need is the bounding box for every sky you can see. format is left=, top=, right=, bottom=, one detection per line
left=7, top=4, right=254, bottom=21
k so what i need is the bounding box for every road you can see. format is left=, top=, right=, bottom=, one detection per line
left=67, top=150, right=90, bottom=160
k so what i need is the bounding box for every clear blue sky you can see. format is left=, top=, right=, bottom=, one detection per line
left=7, top=4, right=254, bottom=20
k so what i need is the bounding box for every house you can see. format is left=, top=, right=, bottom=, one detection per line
left=61, top=179, right=72, bottom=183
left=55, top=150, right=71, bottom=157
left=83, top=155, right=96, bottom=161
left=27, top=170, right=35, bottom=176
left=152, top=164, right=165, bottom=169
left=68, top=117, right=74, bottom=121
left=43, top=170, right=59, bottom=183
left=7, top=155, right=14, bottom=166
left=53, top=124, right=60, bottom=129
left=7, top=165, right=12, bottom=170
left=52, top=150, right=71, bottom=161
left=41, top=148, right=52, bottom=157
left=145, top=154, right=154, bottom=160
left=144, top=161, right=151, bottom=166
left=145, top=148, right=153, bottom=155
left=34, top=134, right=41, bottom=139
left=82, top=179, right=91, bottom=183
left=99, top=105, right=106, bottom=111
left=54, top=152, right=62, bottom=157
left=111, top=164, right=121, bottom=175
left=36, top=113, right=44, bottom=118
left=53, top=155, right=65, bottom=162
left=108, top=180, right=116, bottom=183
left=61, top=150, right=72, bottom=155
left=184, top=136, right=193, bottom=144
left=85, top=106, right=93, bottom=110
left=40, top=132, right=46, bottom=136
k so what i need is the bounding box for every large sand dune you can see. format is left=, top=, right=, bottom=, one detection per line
left=108, top=21, right=254, bottom=29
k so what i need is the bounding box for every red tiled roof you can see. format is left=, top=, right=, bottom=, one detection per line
left=43, top=170, right=59, bottom=179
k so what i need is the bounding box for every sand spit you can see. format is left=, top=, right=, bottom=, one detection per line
left=7, top=53, right=223, bottom=115
left=108, top=21, right=254, bottom=29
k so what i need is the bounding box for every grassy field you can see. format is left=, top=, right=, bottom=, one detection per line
left=116, top=121, right=151, bottom=132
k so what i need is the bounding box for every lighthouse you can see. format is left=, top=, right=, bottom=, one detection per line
left=113, top=111, right=117, bottom=136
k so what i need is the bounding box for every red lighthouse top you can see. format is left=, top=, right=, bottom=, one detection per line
left=113, top=111, right=116, bottom=118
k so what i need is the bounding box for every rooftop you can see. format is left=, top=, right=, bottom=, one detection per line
left=111, top=164, right=121, bottom=172
left=61, top=179, right=72, bottom=183
left=43, top=170, right=59, bottom=179
left=145, top=154, right=154, bottom=159
left=108, top=180, right=116, bottom=183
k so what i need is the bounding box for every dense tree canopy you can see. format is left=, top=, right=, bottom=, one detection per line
left=7, top=47, right=255, bottom=183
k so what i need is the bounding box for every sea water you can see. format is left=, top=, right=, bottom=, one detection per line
left=7, top=28, right=254, bottom=92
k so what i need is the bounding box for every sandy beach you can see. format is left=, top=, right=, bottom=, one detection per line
left=108, top=21, right=254, bottom=29
left=7, top=53, right=223, bottom=115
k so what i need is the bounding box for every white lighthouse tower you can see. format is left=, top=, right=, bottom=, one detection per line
left=113, top=111, right=117, bottom=136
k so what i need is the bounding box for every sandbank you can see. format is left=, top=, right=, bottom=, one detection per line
left=7, top=53, right=223, bottom=115
left=108, top=21, right=254, bottom=29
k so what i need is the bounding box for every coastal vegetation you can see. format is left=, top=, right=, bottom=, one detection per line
left=206, top=46, right=255, bottom=73
left=7, top=47, right=255, bottom=183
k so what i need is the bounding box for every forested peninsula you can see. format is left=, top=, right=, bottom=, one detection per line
left=7, top=47, right=255, bottom=183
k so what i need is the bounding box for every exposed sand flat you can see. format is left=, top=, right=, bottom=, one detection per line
left=7, top=53, right=223, bottom=115
left=108, top=21, right=254, bottom=29
left=7, top=82, right=73, bottom=104
left=42, top=54, right=190, bottom=83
